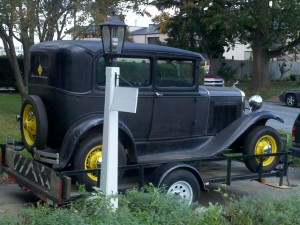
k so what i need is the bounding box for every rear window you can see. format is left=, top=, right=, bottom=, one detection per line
left=31, top=55, right=49, bottom=77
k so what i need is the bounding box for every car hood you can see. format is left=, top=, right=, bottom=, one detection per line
left=199, top=85, right=245, bottom=97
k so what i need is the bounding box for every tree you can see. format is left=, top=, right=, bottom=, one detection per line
left=0, top=0, right=88, bottom=98
left=201, top=0, right=300, bottom=90
left=0, top=0, right=152, bottom=98
left=151, top=0, right=226, bottom=60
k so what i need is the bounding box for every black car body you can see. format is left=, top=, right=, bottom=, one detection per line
left=21, top=40, right=283, bottom=188
left=279, top=89, right=300, bottom=107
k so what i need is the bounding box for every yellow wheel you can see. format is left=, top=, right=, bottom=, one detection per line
left=73, top=135, right=126, bottom=190
left=84, top=145, right=103, bottom=181
left=243, top=126, right=281, bottom=172
left=254, top=135, right=277, bottom=167
left=20, top=95, right=48, bottom=152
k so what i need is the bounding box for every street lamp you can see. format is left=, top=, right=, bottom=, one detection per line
left=99, top=13, right=127, bottom=57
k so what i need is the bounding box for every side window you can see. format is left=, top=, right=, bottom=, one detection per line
left=97, top=57, right=151, bottom=87
left=96, top=57, right=106, bottom=86
left=156, top=59, right=194, bottom=87
left=31, top=55, right=48, bottom=77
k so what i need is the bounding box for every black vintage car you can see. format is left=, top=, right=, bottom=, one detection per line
left=21, top=40, right=283, bottom=188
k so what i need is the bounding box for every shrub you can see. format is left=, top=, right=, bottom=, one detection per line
left=219, top=66, right=236, bottom=82
left=0, top=56, right=24, bottom=88
left=3, top=186, right=300, bottom=225
left=224, top=192, right=300, bottom=225
left=13, top=185, right=225, bottom=225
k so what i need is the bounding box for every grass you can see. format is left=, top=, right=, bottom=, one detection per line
left=0, top=93, right=21, bottom=143
left=236, top=81, right=299, bottom=100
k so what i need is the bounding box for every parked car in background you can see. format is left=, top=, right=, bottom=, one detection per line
left=279, top=89, right=300, bottom=107
left=203, top=73, right=225, bottom=87
left=290, top=112, right=300, bottom=157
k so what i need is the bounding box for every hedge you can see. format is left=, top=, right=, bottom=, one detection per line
left=0, top=56, right=24, bottom=88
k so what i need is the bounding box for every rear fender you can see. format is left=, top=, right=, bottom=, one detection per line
left=52, top=114, right=135, bottom=170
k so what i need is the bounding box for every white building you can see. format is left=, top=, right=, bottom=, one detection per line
left=0, top=45, right=23, bottom=56
left=223, top=43, right=253, bottom=60
left=130, top=24, right=167, bottom=44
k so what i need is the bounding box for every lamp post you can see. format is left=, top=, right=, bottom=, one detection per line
left=99, top=13, right=127, bottom=64
left=99, top=13, right=127, bottom=209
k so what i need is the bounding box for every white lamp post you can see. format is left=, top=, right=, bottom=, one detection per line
left=99, top=13, right=127, bottom=209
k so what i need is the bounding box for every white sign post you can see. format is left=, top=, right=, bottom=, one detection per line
left=100, top=66, right=138, bottom=209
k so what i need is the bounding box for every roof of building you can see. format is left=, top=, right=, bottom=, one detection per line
left=130, top=24, right=160, bottom=35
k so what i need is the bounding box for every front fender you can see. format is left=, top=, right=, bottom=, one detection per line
left=53, top=114, right=135, bottom=170
left=193, top=111, right=283, bottom=157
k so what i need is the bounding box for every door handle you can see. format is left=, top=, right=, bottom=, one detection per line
left=155, top=92, right=163, bottom=96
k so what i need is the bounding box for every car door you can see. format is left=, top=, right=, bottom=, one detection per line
left=148, top=58, right=198, bottom=140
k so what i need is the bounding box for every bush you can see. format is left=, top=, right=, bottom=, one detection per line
left=0, top=56, right=24, bottom=88
left=11, top=185, right=224, bottom=225
left=224, top=192, right=300, bottom=225
left=3, top=186, right=300, bottom=225
left=219, top=66, right=236, bottom=82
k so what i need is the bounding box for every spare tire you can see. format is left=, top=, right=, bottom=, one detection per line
left=20, top=95, right=48, bottom=152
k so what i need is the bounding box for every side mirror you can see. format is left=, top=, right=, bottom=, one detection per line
left=249, top=95, right=263, bottom=112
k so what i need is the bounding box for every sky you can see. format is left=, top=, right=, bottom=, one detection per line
left=0, top=5, right=162, bottom=49
left=125, top=6, right=161, bottom=27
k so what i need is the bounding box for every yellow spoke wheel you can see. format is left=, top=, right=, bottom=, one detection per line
left=85, top=145, right=103, bottom=181
left=73, top=135, right=127, bottom=190
left=254, top=135, right=277, bottom=166
left=20, top=95, right=48, bottom=152
left=243, top=126, right=281, bottom=172
left=22, top=104, right=37, bottom=146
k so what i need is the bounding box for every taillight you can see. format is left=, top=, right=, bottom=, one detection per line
left=292, top=125, right=296, bottom=142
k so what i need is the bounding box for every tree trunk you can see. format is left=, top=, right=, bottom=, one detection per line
left=250, top=34, right=271, bottom=91
left=7, top=40, right=27, bottom=98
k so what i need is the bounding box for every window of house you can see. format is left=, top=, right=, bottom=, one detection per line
left=156, top=59, right=194, bottom=87
left=97, top=57, right=151, bottom=87
left=147, top=37, right=160, bottom=45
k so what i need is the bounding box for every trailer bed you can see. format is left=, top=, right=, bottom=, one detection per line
left=0, top=141, right=289, bottom=205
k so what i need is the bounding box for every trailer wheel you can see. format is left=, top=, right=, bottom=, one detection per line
left=243, top=126, right=281, bottom=172
left=160, top=169, right=200, bottom=204
left=73, top=134, right=127, bottom=190
left=20, top=95, right=48, bottom=152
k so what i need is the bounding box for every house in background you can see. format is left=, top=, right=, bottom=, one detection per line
left=129, top=24, right=167, bottom=44
left=223, top=43, right=253, bottom=60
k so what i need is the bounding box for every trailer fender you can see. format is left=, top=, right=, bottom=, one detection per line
left=196, top=111, right=283, bottom=157
left=52, top=114, right=136, bottom=170
left=149, top=163, right=206, bottom=192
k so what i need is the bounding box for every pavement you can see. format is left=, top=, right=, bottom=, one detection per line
left=200, top=165, right=300, bottom=207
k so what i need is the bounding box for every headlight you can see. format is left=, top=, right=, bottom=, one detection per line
left=249, top=95, right=263, bottom=111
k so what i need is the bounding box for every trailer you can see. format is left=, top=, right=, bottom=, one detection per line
left=0, top=137, right=290, bottom=205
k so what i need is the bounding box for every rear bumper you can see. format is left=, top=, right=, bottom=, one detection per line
left=289, top=146, right=300, bottom=157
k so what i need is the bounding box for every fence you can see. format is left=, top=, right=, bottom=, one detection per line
left=211, top=59, right=300, bottom=81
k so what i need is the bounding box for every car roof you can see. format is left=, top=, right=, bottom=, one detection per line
left=30, top=39, right=205, bottom=60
